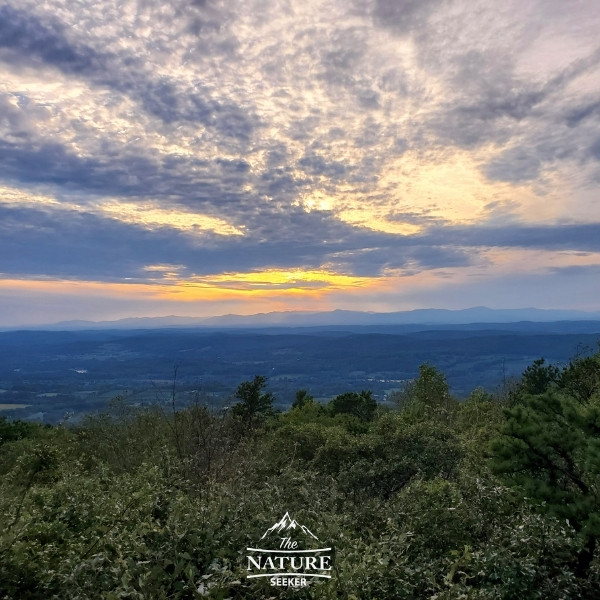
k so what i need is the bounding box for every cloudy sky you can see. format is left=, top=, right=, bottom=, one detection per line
left=1, top=0, right=600, bottom=326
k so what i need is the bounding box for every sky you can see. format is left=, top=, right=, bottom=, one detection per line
left=1, top=0, right=600, bottom=326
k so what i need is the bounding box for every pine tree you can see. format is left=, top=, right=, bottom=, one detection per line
left=491, top=384, right=600, bottom=577
left=231, top=375, right=274, bottom=425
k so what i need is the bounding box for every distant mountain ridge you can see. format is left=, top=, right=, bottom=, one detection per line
left=8, top=307, right=600, bottom=331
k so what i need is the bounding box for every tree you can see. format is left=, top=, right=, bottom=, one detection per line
left=414, top=363, right=451, bottom=408
left=559, top=352, right=600, bottom=403
left=491, top=387, right=600, bottom=578
left=231, top=375, right=274, bottom=425
left=389, top=380, right=416, bottom=411
left=455, top=386, right=504, bottom=449
left=0, top=417, right=37, bottom=447
left=292, top=389, right=314, bottom=410
left=398, top=363, right=455, bottom=420
left=508, top=358, right=560, bottom=404
left=329, top=390, right=377, bottom=421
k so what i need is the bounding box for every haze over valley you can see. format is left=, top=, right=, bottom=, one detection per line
left=2, top=308, right=599, bottom=423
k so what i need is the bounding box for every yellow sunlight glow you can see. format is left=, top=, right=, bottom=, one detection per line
left=99, top=201, right=245, bottom=236
left=0, top=185, right=60, bottom=208
left=1, top=269, right=375, bottom=303
left=187, top=269, right=371, bottom=290
left=377, top=151, right=490, bottom=224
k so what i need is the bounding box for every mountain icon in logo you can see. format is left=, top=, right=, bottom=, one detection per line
left=259, top=512, right=319, bottom=541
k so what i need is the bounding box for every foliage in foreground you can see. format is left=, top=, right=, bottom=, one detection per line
left=1, top=350, right=600, bottom=599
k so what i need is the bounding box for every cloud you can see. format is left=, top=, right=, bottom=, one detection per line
left=548, top=264, right=600, bottom=277
left=0, top=5, right=102, bottom=75
left=0, top=140, right=146, bottom=192
left=372, top=0, right=446, bottom=35
left=1, top=0, right=600, bottom=322
left=566, top=99, right=600, bottom=128
left=0, top=203, right=195, bottom=280
left=3, top=189, right=600, bottom=289
left=484, top=148, right=542, bottom=183
left=423, top=223, right=600, bottom=253
left=298, top=153, right=350, bottom=179
left=0, top=3, right=257, bottom=143
left=589, top=138, right=600, bottom=161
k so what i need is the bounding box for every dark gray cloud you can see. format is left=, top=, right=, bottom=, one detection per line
left=0, top=5, right=103, bottom=75
left=372, top=0, right=446, bottom=35
left=423, top=223, right=600, bottom=253
left=121, top=77, right=257, bottom=140
left=589, top=139, right=600, bottom=161
left=0, top=140, right=153, bottom=193
left=0, top=135, right=259, bottom=218
left=484, top=148, right=542, bottom=183
left=428, top=44, right=600, bottom=155
left=3, top=197, right=600, bottom=285
left=566, top=99, right=600, bottom=128
left=0, top=201, right=415, bottom=280
left=0, top=204, right=187, bottom=280
left=298, top=154, right=349, bottom=178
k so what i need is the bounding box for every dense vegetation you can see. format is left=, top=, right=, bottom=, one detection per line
left=1, top=349, right=600, bottom=599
